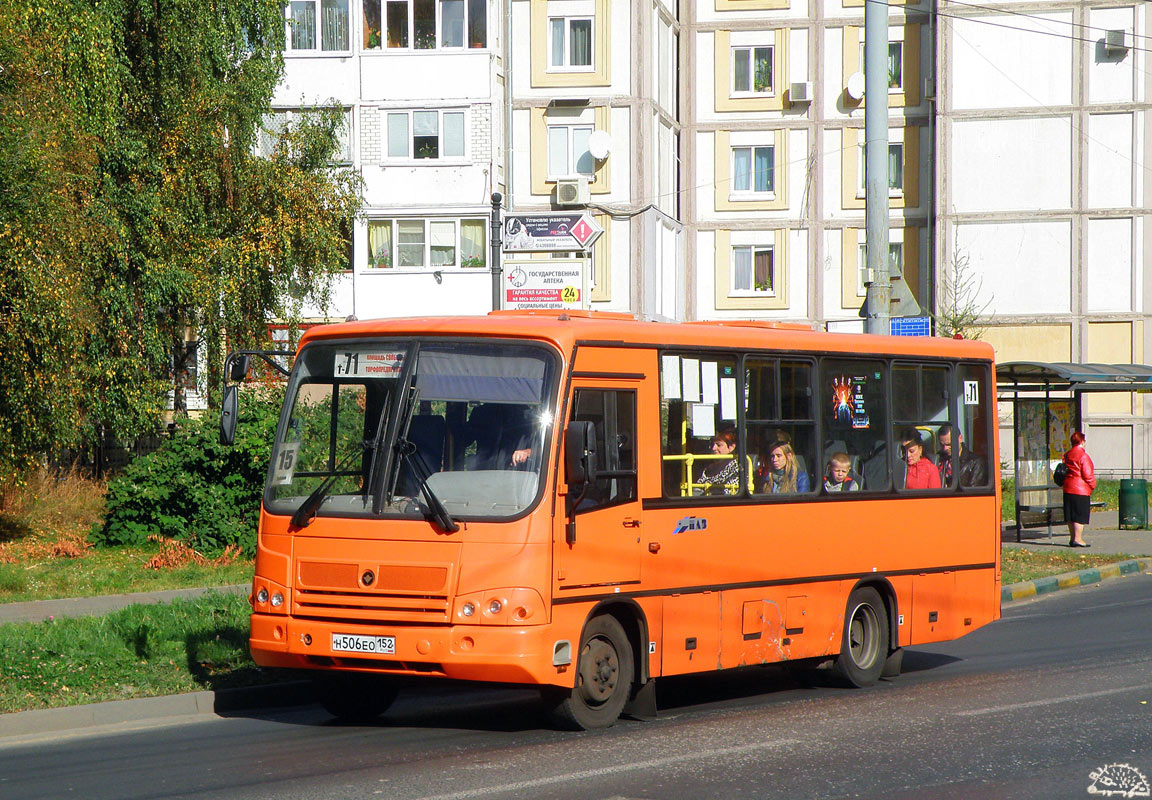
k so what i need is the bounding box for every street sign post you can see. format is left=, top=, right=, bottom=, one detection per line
left=502, top=213, right=604, bottom=252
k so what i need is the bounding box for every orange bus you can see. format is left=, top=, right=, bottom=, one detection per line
left=231, top=310, right=1000, bottom=729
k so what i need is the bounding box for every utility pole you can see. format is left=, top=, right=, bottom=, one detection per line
left=862, top=0, right=891, bottom=335
left=490, top=192, right=503, bottom=311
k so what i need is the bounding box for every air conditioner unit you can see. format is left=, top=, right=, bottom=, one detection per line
left=555, top=176, right=590, bottom=206
left=789, top=81, right=812, bottom=103
left=1105, top=29, right=1129, bottom=55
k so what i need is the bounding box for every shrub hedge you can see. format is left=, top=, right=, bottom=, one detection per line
left=94, top=388, right=283, bottom=556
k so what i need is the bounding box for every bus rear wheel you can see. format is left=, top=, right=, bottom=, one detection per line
left=833, top=586, right=889, bottom=688
left=544, top=615, right=634, bottom=730
left=314, top=672, right=399, bottom=722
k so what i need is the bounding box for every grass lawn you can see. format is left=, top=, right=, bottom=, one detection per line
left=1000, top=547, right=1142, bottom=586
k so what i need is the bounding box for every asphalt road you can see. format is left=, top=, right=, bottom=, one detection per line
left=2, top=575, right=1151, bottom=800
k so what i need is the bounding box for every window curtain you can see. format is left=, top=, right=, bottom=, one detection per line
left=754, top=248, right=773, bottom=291
left=754, top=146, right=774, bottom=193
left=733, top=148, right=751, bottom=191
left=321, top=0, right=349, bottom=50
left=550, top=20, right=564, bottom=66
left=888, top=144, right=903, bottom=190
left=733, top=49, right=750, bottom=92
left=291, top=1, right=316, bottom=49
left=547, top=127, right=568, bottom=175
left=570, top=19, right=592, bottom=66
left=397, top=220, right=425, bottom=266
left=733, top=247, right=752, bottom=291
left=430, top=221, right=456, bottom=266
left=460, top=220, right=485, bottom=266
left=368, top=221, right=393, bottom=267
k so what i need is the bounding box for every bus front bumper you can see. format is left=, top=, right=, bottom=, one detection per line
left=250, top=613, right=570, bottom=687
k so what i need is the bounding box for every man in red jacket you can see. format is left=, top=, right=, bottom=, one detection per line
left=1062, top=430, right=1096, bottom=548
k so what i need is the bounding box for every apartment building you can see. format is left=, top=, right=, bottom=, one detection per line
left=937, top=1, right=1150, bottom=470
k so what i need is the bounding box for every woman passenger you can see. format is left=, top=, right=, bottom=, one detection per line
left=697, top=428, right=740, bottom=495
left=760, top=441, right=810, bottom=494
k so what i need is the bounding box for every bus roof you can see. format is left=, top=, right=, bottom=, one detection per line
left=297, top=310, right=995, bottom=361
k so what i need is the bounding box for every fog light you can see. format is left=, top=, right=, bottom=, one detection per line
left=302, top=633, right=312, bottom=645
left=461, top=602, right=475, bottom=617
left=270, top=592, right=284, bottom=607
left=256, top=588, right=269, bottom=604
left=488, top=599, right=503, bottom=615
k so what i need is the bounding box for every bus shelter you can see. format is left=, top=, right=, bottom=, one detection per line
left=996, top=361, right=1152, bottom=541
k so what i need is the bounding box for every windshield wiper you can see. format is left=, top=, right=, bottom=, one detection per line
left=291, top=440, right=371, bottom=529
left=387, top=386, right=459, bottom=533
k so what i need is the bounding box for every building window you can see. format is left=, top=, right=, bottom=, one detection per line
left=367, top=218, right=487, bottom=268
left=547, top=125, right=595, bottom=178
left=289, top=0, right=350, bottom=51
left=259, top=108, right=353, bottom=164
left=859, top=41, right=904, bottom=90
left=363, top=0, right=485, bottom=50
left=549, top=16, right=593, bottom=69
left=732, top=45, right=773, bottom=95
left=732, top=145, right=775, bottom=195
left=732, top=245, right=775, bottom=294
left=857, top=141, right=904, bottom=196
left=857, top=241, right=904, bottom=296
left=386, top=110, right=466, bottom=159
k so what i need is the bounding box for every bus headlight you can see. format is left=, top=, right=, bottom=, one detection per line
left=461, top=602, right=476, bottom=617
left=270, top=592, right=284, bottom=608
left=488, top=599, right=503, bottom=615
left=256, top=587, right=269, bottom=605
left=455, top=588, right=545, bottom=625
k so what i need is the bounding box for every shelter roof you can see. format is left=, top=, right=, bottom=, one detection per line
left=997, top=361, right=1152, bottom=393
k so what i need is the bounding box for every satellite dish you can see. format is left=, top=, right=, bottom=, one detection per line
left=846, top=72, right=865, bottom=101
left=587, top=130, right=611, bottom=160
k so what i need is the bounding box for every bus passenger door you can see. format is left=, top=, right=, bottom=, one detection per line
left=558, top=385, right=643, bottom=589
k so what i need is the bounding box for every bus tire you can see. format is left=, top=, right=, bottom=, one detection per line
left=833, top=586, right=889, bottom=688
left=314, top=672, right=398, bottom=722
left=544, top=615, right=634, bottom=730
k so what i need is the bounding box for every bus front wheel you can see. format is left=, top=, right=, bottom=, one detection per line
left=314, top=672, right=398, bottom=722
left=833, top=586, right=889, bottom=688
left=544, top=615, right=634, bottom=730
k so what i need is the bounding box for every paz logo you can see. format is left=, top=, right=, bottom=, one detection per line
left=1087, top=764, right=1150, bottom=798
left=673, top=516, right=707, bottom=535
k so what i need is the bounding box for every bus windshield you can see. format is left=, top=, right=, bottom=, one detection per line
left=264, top=338, right=558, bottom=523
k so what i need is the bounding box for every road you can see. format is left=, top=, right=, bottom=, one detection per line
left=2, top=575, right=1151, bottom=800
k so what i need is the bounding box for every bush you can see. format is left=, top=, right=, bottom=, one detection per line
left=94, top=388, right=283, bottom=556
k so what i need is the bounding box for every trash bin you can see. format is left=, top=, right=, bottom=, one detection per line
left=1119, top=478, right=1148, bottom=530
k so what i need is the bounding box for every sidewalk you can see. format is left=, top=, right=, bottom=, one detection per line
left=1001, top=509, right=1152, bottom=603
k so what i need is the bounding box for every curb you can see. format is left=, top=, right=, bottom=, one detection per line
left=1001, top=557, right=1152, bottom=603
left=0, top=680, right=315, bottom=741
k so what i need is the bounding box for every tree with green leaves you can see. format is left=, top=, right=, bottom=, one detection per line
left=0, top=0, right=360, bottom=495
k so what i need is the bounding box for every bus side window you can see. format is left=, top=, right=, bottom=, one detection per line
left=893, top=364, right=951, bottom=491
left=819, top=359, right=890, bottom=491
left=572, top=389, right=637, bottom=511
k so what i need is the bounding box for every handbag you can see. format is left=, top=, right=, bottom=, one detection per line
left=1053, top=461, right=1068, bottom=486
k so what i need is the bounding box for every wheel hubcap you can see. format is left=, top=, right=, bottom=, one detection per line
left=848, top=603, right=880, bottom=667
left=578, top=636, right=619, bottom=705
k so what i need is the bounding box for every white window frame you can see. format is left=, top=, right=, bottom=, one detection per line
left=287, top=0, right=352, bottom=53
left=731, top=244, right=776, bottom=297
left=546, top=124, right=596, bottom=180
left=858, top=40, right=904, bottom=93
left=857, top=140, right=904, bottom=198
left=730, top=144, right=776, bottom=198
left=366, top=217, right=488, bottom=269
left=362, top=0, right=487, bottom=51
left=259, top=108, right=354, bottom=164
left=548, top=15, right=595, bottom=71
left=731, top=44, right=775, bottom=96
left=857, top=238, right=904, bottom=297
left=384, top=109, right=467, bottom=161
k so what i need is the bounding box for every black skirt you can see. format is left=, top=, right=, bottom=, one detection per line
left=1064, top=492, right=1092, bottom=525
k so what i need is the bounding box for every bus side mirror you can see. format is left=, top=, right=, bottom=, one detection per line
left=219, top=384, right=239, bottom=446
left=229, top=355, right=251, bottom=382
left=565, top=421, right=598, bottom=491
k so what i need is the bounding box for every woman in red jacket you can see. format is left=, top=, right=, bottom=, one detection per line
left=1062, top=431, right=1096, bottom=548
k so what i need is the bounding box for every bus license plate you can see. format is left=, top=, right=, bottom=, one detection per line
left=331, top=633, right=396, bottom=655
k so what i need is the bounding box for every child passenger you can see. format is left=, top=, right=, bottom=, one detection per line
left=824, top=452, right=859, bottom=492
